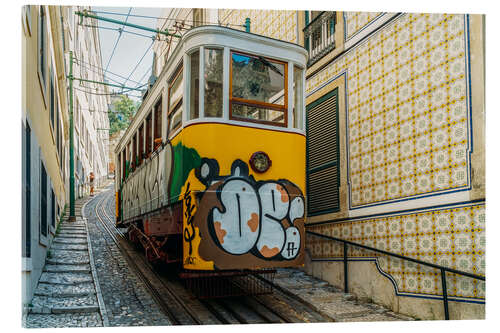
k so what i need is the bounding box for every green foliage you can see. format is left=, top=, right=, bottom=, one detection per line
left=108, top=95, right=140, bottom=135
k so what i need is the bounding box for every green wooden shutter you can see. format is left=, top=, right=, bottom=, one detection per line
left=306, top=88, right=340, bottom=216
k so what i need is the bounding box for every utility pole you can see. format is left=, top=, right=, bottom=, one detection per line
left=69, top=51, right=76, bottom=221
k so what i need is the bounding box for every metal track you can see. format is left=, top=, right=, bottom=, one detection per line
left=91, top=190, right=203, bottom=325
left=93, top=188, right=329, bottom=325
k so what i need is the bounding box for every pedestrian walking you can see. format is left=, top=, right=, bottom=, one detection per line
left=90, top=172, right=95, bottom=196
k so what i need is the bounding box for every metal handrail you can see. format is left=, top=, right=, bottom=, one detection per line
left=306, top=230, right=485, bottom=320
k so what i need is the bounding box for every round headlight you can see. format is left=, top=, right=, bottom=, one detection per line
left=249, top=151, right=272, bottom=173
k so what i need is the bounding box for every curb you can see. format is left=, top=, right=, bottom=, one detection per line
left=82, top=194, right=110, bottom=327
left=30, top=305, right=100, bottom=314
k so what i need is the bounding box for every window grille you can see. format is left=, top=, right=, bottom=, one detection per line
left=303, top=11, right=336, bottom=66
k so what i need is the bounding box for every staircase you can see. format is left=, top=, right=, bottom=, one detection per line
left=26, top=200, right=104, bottom=327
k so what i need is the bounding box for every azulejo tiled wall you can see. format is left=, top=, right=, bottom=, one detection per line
left=307, top=13, right=471, bottom=208
left=218, top=9, right=297, bottom=43
left=306, top=202, right=485, bottom=301
left=344, top=11, right=384, bottom=40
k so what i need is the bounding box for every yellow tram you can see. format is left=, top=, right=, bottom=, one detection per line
left=114, top=26, right=307, bottom=277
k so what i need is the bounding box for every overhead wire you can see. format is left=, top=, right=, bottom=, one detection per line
left=83, top=24, right=157, bottom=40
left=79, top=8, right=218, bottom=100
left=104, top=7, right=132, bottom=73
left=74, top=86, right=143, bottom=98
left=91, top=9, right=245, bottom=28
left=121, top=39, right=155, bottom=93
left=77, top=58, right=142, bottom=86
left=75, top=59, right=129, bottom=88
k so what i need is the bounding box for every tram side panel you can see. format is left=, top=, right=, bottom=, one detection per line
left=176, top=123, right=306, bottom=271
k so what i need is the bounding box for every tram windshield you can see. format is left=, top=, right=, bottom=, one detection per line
left=230, top=52, right=287, bottom=126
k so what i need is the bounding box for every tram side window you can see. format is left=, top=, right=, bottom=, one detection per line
left=138, top=124, right=144, bottom=165
left=145, top=112, right=152, bottom=156
left=153, top=97, right=162, bottom=149
left=132, top=135, right=137, bottom=169
left=121, top=150, right=126, bottom=182
left=168, top=66, right=183, bottom=136
left=230, top=51, right=287, bottom=126
left=293, top=65, right=304, bottom=130
left=189, top=50, right=199, bottom=120
left=204, top=48, right=223, bottom=117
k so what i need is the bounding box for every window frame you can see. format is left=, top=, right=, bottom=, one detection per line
left=24, top=122, right=31, bottom=258
left=145, top=111, right=152, bottom=156
left=203, top=47, right=224, bottom=118
left=153, top=95, right=163, bottom=148
left=37, top=5, right=48, bottom=107
left=167, top=64, right=183, bottom=138
left=39, top=161, right=48, bottom=244
left=229, top=50, right=288, bottom=127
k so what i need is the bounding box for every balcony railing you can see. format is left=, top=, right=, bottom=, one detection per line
left=303, top=11, right=336, bottom=66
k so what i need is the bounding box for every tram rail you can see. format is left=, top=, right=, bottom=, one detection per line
left=90, top=187, right=332, bottom=325
left=92, top=189, right=203, bottom=325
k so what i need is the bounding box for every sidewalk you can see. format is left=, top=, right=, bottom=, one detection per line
left=271, top=268, right=415, bottom=322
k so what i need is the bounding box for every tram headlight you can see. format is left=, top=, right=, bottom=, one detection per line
left=249, top=151, right=272, bottom=173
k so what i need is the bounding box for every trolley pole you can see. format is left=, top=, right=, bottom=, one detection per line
left=69, top=51, right=76, bottom=221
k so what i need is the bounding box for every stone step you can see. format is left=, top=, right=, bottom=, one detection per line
left=57, top=231, right=87, bottom=236
left=49, top=251, right=90, bottom=264
left=31, top=294, right=98, bottom=310
left=34, top=282, right=96, bottom=297
left=55, top=234, right=87, bottom=239
left=58, top=226, right=87, bottom=231
left=47, top=258, right=90, bottom=265
left=30, top=305, right=99, bottom=315
left=44, top=264, right=91, bottom=273
left=39, top=272, right=93, bottom=285
left=53, top=238, right=87, bottom=245
left=51, top=244, right=88, bottom=251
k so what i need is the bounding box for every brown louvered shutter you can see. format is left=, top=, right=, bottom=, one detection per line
left=306, top=88, right=339, bottom=215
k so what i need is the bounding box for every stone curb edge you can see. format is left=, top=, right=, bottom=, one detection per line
left=82, top=193, right=110, bottom=327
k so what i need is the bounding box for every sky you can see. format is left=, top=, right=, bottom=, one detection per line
left=91, top=6, right=164, bottom=101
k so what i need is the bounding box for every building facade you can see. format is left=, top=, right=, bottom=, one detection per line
left=154, top=9, right=485, bottom=320
left=21, top=5, right=110, bottom=312
left=71, top=6, right=111, bottom=197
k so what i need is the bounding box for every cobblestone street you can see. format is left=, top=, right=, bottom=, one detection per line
left=83, top=187, right=171, bottom=327
left=24, top=187, right=171, bottom=328
left=24, top=186, right=415, bottom=328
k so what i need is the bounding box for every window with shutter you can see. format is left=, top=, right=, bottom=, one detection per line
left=40, top=163, right=48, bottom=237
left=51, top=188, right=56, bottom=228
left=306, top=88, right=340, bottom=215
left=24, top=123, right=31, bottom=258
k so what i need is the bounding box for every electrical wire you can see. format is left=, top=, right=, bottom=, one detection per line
left=75, top=59, right=129, bottom=88
left=104, top=7, right=132, bottom=73
left=77, top=58, right=142, bottom=86
left=121, top=39, right=155, bottom=93
left=74, top=86, right=142, bottom=98
left=84, top=24, right=156, bottom=40
left=92, top=9, right=245, bottom=28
